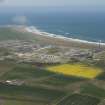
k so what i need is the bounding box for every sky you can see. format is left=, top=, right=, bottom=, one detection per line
left=0, top=0, right=105, bottom=12
left=0, top=0, right=105, bottom=7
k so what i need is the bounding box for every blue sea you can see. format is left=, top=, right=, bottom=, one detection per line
left=0, top=11, right=105, bottom=42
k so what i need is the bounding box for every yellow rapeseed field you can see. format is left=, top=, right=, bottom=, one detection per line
left=47, top=64, right=103, bottom=79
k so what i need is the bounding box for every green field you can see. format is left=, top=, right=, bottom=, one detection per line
left=0, top=61, right=16, bottom=77
left=0, top=83, right=65, bottom=103
left=38, top=75, right=84, bottom=86
left=0, top=65, right=54, bottom=80
left=57, top=94, right=100, bottom=105
left=3, top=100, right=44, bottom=105
left=80, top=83, right=105, bottom=98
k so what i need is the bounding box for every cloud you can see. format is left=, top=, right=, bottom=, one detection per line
left=12, top=16, right=27, bottom=25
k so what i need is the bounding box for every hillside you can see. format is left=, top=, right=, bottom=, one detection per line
left=0, top=27, right=37, bottom=42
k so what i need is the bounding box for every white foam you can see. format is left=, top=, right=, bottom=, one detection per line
left=25, top=26, right=105, bottom=46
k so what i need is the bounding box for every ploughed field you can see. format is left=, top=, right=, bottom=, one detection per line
left=0, top=61, right=105, bottom=105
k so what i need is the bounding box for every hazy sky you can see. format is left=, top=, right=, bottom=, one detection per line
left=0, top=0, right=105, bottom=7
left=0, top=0, right=105, bottom=10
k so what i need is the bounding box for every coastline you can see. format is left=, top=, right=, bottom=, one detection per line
left=2, top=25, right=105, bottom=48
left=24, top=26, right=105, bottom=48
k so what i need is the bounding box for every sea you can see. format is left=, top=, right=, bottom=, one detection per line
left=0, top=11, right=105, bottom=43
